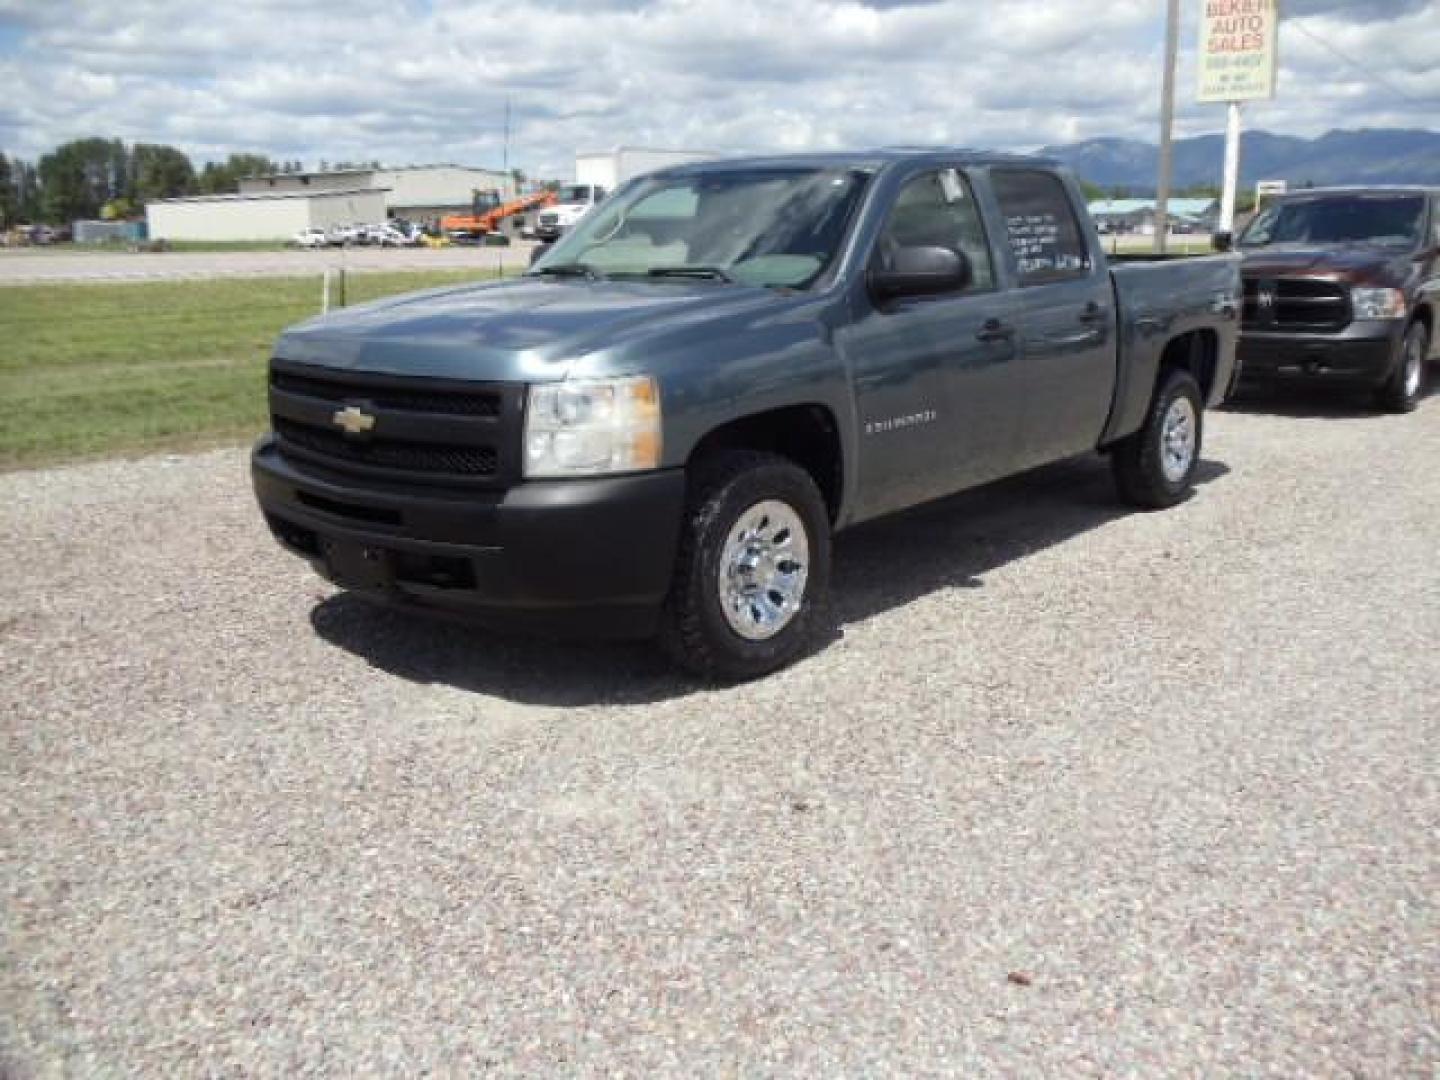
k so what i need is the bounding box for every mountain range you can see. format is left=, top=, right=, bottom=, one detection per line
left=1039, top=128, right=1440, bottom=193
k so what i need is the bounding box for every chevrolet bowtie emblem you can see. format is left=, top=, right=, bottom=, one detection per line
left=332, top=405, right=376, bottom=435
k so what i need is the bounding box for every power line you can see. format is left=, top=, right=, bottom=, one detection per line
left=1287, top=19, right=1430, bottom=107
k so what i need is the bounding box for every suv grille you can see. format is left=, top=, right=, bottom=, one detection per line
left=268, top=362, right=519, bottom=487
left=539, top=213, right=559, bottom=228
left=1243, top=277, right=1350, bottom=332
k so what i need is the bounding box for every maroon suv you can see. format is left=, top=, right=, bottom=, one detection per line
left=1235, top=186, right=1438, bottom=411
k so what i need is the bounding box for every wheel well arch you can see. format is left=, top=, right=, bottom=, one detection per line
left=1411, top=302, right=1433, bottom=342
left=687, top=404, right=844, bottom=522
left=1157, top=328, right=1220, bottom=400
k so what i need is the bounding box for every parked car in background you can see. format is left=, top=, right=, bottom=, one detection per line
left=291, top=228, right=328, bottom=249
left=389, top=219, right=425, bottom=245
left=1233, top=186, right=1438, bottom=411
left=325, top=224, right=365, bottom=247
left=361, top=223, right=411, bottom=247
left=253, top=150, right=1241, bottom=679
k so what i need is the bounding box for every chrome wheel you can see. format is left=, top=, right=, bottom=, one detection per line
left=1160, top=396, right=1198, bottom=483
left=1403, top=334, right=1424, bottom=398
left=718, top=499, right=810, bottom=641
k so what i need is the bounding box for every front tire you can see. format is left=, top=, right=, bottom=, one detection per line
left=659, top=451, right=831, bottom=681
left=1377, top=321, right=1429, bottom=413
left=1112, top=368, right=1204, bottom=509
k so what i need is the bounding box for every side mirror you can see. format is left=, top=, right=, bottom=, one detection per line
left=1211, top=230, right=1234, bottom=253
left=870, top=245, right=971, bottom=300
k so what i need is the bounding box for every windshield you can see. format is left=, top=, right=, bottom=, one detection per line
left=1239, top=194, right=1426, bottom=249
left=531, top=167, right=872, bottom=289
left=556, top=185, right=594, bottom=203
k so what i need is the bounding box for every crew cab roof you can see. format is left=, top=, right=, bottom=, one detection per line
left=646, top=148, right=1062, bottom=177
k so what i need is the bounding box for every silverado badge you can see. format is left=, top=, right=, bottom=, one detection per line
left=332, top=405, right=376, bottom=435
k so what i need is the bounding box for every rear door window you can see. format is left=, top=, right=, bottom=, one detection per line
left=991, top=170, right=1091, bottom=285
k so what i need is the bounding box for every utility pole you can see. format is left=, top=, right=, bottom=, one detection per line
left=1219, top=102, right=1242, bottom=234
left=1155, top=0, right=1180, bottom=255
left=502, top=96, right=512, bottom=191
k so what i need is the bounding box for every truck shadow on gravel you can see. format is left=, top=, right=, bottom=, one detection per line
left=1221, top=384, right=1410, bottom=419
left=309, top=454, right=1229, bottom=707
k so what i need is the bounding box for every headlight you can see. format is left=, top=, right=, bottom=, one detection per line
left=524, top=376, right=662, bottom=478
left=1351, top=287, right=1407, bottom=320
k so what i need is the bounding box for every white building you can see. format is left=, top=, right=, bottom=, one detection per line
left=1088, top=198, right=1220, bottom=235
left=239, top=164, right=514, bottom=221
left=146, top=188, right=388, bottom=241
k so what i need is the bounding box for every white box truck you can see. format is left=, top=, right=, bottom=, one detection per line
left=533, top=147, right=715, bottom=242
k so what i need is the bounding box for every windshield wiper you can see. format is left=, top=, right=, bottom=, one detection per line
left=532, top=262, right=605, bottom=280
left=646, top=265, right=736, bottom=283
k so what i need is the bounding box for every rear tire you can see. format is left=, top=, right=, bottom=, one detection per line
left=659, top=451, right=831, bottom=681
left=1112, top=368, right=1204, bottom=509
left=1376, top=321, right=1428, bottom=413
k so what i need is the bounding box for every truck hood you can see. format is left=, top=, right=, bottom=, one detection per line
left=1239, top=245, right=1411, bottom=287
left=275, top=275, right=786, bottom=381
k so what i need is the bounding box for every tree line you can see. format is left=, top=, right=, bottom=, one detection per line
left=0, top=138, right=386, bottom=227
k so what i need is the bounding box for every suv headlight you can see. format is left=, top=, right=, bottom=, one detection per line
left=524, top=376, right=662, bottom=478
left=1351, top=287, right=1407, bottom=320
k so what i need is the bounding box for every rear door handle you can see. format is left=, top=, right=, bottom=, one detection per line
left=976, top=319, right=1015, bottom=343
left=1078, top=302, right=1106, bottom=325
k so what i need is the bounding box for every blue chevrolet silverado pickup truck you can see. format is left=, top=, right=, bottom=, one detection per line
left=253, top=149, right=1241, bottom=678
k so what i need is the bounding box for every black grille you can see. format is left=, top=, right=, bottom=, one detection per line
left=271, top=369, right=501, bottom=417
left=275, top=418, right=498, bottom=478
left=268, top=361, right=516, bottom=486
left=1243, top=277, right=1350, bottom=332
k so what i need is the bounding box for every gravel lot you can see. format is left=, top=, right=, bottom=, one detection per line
left=3, top=395, right=1437, bottom=1075
left=0, top=245, right=537, bottom=284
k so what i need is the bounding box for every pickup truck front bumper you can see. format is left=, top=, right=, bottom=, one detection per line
left=1237, top=319, right=1405, bottom=386
left=252, top=436, right=686, bottom=638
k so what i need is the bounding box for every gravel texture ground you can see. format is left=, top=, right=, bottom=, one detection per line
left=0, top=245, right=537, bottom=285
left=2, top=392, right=1437, bottom=1076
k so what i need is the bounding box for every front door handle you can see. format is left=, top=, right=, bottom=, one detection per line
left=1078, top=302, right=1106, bottom=325
left=976, top=319, right=1015, bottom=343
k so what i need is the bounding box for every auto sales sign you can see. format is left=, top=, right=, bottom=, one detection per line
left=1197, top=0, right=1280, bottom=103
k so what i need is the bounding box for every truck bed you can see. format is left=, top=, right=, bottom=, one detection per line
left=1103, top=252, right=1243, bottom=443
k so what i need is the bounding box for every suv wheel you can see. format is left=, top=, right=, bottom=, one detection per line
left=1377, top=321, right=1429, bottom=413
left=1112, top=368, right=1204, bottom=509
left=660, top=451, right=831, bottom=681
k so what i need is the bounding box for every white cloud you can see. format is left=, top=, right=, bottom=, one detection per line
left=0, top=0, right=1436, bottom=179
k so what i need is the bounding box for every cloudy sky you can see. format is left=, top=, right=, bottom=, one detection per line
left=0, top=0, right=1436, bottom=180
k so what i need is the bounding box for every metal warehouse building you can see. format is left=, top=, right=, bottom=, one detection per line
left=238, top=164, right=514, bottom=222
left=146, top=188, right=388, bottom=241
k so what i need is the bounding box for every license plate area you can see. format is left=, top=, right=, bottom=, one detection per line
left=321, top=537, right=393, bottom=590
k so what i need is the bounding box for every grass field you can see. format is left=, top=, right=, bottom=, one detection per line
left=0, top=270, right=488, bottom=469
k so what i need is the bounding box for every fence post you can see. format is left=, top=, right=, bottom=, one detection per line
left=321, top=267, right=331, bottom=313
